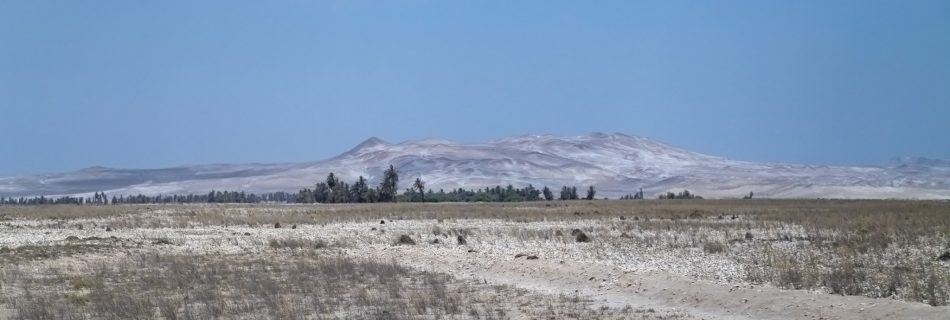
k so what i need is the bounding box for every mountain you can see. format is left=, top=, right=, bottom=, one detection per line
left=1, top=133, right=948, bottom=199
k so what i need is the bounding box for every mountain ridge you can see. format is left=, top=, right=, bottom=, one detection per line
left=1, top=133, right=948, bottom=199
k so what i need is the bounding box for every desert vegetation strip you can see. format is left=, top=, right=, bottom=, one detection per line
left=0, top=200, right=948, bottom=318
left=0, top=251, right=682, bottom=319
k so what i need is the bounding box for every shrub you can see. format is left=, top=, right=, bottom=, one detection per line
left=571, top=229, right=590, bottom=243
left=824, top=263, right=866, bottom=296
left=398, top=235, right=416, bottom=245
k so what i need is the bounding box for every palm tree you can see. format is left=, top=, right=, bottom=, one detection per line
left=413, top=177, right=426, bottom=203
left=380, top=165, right=399, bottom=202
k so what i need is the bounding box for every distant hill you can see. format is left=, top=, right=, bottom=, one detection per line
left=2, top=132, right=948, bottom=199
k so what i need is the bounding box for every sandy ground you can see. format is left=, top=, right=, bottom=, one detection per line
left=350, top=244, right=948, bottom=320
left=1, top=217, right=948, bottom=319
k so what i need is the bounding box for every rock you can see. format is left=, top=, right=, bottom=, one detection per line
left=938, top=251, right=950, bottom=261
left=619, top=216, right=626, bottom=220
left=291, top=224, right=297, bottom=229
left=380, top=220, right=386, bottom=224
left=526, top=255, right=539, bottom=260
left=105, top=226, right=113, bottom=232
left=457, top=235, right=467, bottom=245
left=515, top=253, right=528, bottom=258
left=274, top=222, right=281, bottom=229
left=244, top=232, right=251, bottom=236
left=431, top=238, right=441, bottom=244
left=745, top=232, right=754, bottom=240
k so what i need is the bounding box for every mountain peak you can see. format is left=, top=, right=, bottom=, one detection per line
left=343, top=137, right=389, bottom=155
left=357, top=137, right=388, bottom=148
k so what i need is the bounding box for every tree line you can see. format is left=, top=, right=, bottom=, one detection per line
left=0, top=165, right=712, bottom=206
left=0, top=191, right=296, bottom=206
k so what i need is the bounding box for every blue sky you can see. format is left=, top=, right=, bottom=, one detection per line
left=1, top=1, right=948, bottom=175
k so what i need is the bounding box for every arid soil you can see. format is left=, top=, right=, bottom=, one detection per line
left=1, top=201, right=948, bottom=319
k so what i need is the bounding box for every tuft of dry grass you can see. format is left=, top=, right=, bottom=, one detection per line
left=0, top=251, right=677, bottom=319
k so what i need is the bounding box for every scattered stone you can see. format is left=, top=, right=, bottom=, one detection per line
left=526, top=255, right=539, bottom=260
left=572, top=229, right=591, bottom=243
left=105, top=226, right=113, bottom=232
left=153, top=238, right=173, bottom=245
left=467, top=249, right=477, bottom=253
left=397, top=234, right=416, bottom=245
left=244, top=232, right=251, bottom=236
left=938, top=251, right=950, bottom=261
left=431, top=238, right=441, bottom=244
left=619, top=215, right=626, bottom=220
left=291, top=224, right=297, bottom=229
left=515, top=253, right=528, bottom=258
left=380, top=220, right=386, bottom=224
left=745, top=232, right=754, bottom=241
left=65, top=235, right=80, bottom=242
left=371, top=227, right=377, bottom=231
left=634, top=216, right=639, bottom=221
left=274, top=222, right=281, bottom=229
left=457, top=235, right=467, bottom=245
left=77, top=224, right=83, bottom=230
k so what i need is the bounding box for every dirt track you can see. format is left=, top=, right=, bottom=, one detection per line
left=359, top=244, right=950, bottom=320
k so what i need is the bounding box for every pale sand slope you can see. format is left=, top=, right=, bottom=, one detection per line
left=355, top=245, right=949, bottom=320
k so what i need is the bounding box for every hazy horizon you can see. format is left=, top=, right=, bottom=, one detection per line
left=2, top=1, right=949, bottom=175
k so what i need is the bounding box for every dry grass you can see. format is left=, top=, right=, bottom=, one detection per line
left=0, top=251, right=675, bottom=319
left=1, top=199, right=948, bottom=306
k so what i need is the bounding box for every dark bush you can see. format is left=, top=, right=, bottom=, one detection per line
left=397, top=235, right=416, bottom=245
left=571, top=229, right=590, bottom=243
